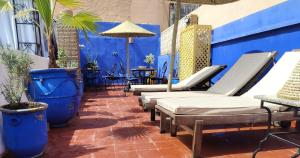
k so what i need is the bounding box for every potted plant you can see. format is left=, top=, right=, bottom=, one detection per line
left=0, top=0, right=99, bottom=127
left=144, top=53, right=155, bottom=68
left=0, top=47, right=48, bottom=157
left=57, top=48, right=82, bottom=116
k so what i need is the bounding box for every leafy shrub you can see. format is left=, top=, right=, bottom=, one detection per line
left=0, top=46, right=33, bottom=107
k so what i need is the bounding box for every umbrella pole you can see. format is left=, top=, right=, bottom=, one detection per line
left=167, top=0, right=181, bottom=92
left=126, top=38, right=130, bottom=76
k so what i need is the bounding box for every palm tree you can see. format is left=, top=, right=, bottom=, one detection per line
left=0, top=0, right=99, bottom=68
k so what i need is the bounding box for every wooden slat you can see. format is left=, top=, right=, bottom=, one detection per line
left=175, top=112, right=298, bottom=127
left=192, top=120, right=204, bottom=158
left=160, top=112, right=167, bottom=133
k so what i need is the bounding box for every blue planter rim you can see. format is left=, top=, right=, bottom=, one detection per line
left=0, top=102, right=48, bottom=114
left=30, top=68, right=77, bottom=74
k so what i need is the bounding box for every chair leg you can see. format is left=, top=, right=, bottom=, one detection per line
left=170, top=118, right=177, bottom=137
left=150, top=108, right=156, bottom=121
left=138, top=97, right=143, bottom=106
left=160, top=112, right=167, bottom=133
left=192, top=120, right=204, bottom=158
left=296, top=121, right=300, bottom=131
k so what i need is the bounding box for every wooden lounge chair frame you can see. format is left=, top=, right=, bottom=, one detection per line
left=146, top=54, right=276, bottom=122
left=156, top=105, right=300, bottom=158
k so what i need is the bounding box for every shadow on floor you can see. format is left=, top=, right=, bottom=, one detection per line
left=117, top=115, right=141, bottom=121
left=73, top=117, right=118, bottom=130
left=127, top=107, right=146, bottom=113
left=112, top=126, right=151, bottom=140
left=79, top=111, right=115, bottom=117
left=176, top=128, right=300, bottom=157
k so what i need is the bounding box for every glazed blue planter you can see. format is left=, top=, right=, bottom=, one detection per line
left=28, top=68, right=80, bottom=127
left=0, top=103, right=48, bottom=157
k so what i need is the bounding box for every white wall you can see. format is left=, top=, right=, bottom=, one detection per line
left=192, top=0, right=287, bottom=29
left=55, top=0, right=170, bottom=31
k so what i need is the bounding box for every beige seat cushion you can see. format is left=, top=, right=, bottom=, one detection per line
left=156, top=96, right=279, bottom=115
left=141, top=91, right=222, bottom=108
left=142, top=91, right=220, bottom=105
left=207, top=52, right=276, bottom=95
left=156, top=51, right=300, bottom=115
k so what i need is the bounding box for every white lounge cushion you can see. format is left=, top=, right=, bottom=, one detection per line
left=131, top=84, right=182, bottom=92
left=243, top=51, right=300, bottom=97
left=142, top=91, right=221, bottom=106
left=141, top=52, right=276, bottom=106
left=156, top=96, right=279, bottom=115
left=130, top=65, right=223, bottom=92
left=156, top=51, right=300, bottom=115
left=207, top=52, right=276, bottom=95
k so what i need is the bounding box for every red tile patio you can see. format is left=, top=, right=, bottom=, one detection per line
left=44, top=88, right=300, bottom=158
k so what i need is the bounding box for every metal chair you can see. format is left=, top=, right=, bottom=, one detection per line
left=103, top=63, right=119, bottom=88
left=119, top=62, right=139, bottom=85
left=150, top=61, right=168, bottom=84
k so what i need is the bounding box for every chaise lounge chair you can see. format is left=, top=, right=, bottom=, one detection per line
left=155, top=50, right=300, bottom=158
left=130, top=65, right=226, bottom=95
left=141, top=52, right=277, bottom=121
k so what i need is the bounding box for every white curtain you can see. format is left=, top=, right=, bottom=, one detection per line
left=0, top=0, right=48, bottom=57
left=0, top=6, right=17, bottom=48
left=14, top=0, right=39, bottom=54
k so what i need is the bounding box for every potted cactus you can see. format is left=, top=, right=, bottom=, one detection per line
left=0, top=47, right=48, bottom=157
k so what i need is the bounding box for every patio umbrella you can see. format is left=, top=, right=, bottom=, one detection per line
left=100, top=21, right=155, bottom=76
left=167, top=0, right=239, bottom=92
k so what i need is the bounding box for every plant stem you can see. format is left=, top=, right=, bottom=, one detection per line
left=47, top=34, right=58, bottom=68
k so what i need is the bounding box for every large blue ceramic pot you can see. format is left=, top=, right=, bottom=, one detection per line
left=28, top=68, right=80, bottom=127
left=0, top=102, right=48, bottom=157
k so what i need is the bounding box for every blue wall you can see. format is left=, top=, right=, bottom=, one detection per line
left=210, top=0, right=300, bottom=82
left=157, top=53, right=179, bottom=79
left=158, top=0, right=300, bottom=83
left=79, top=22, right=160, bottom=78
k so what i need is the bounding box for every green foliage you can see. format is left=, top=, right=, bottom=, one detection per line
left=0, top=46, right=33, bottom=107
left=0, top=0, right=100, bottom=68
left=57, top=49, right=68, bottom=67
left=84, top=50, right=98, bottom=70
left=35, top=0, right=52, bottom=33
left=59, top=11, right=99, bottom=39
left=0, top=0, right=12, bottom=11
left=57, top=49, right=79, bottom=68
left=56, top=0, right=81, bottom=9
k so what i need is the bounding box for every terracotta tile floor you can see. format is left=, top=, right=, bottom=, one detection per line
left=45, top=89, right=300, bottom=158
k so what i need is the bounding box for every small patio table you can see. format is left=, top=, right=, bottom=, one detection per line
left=131, top=68, right=156, bottom=84
left=252, top=95, right=300, bottom=158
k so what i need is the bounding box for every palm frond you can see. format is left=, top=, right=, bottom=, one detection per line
left=0, top=0, right=13, bottom=11
left=35, top=0, right=52, bottom=34
left=59, top=11, right=99, bottom=36
left=57, top=0, right=81, bottom=9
